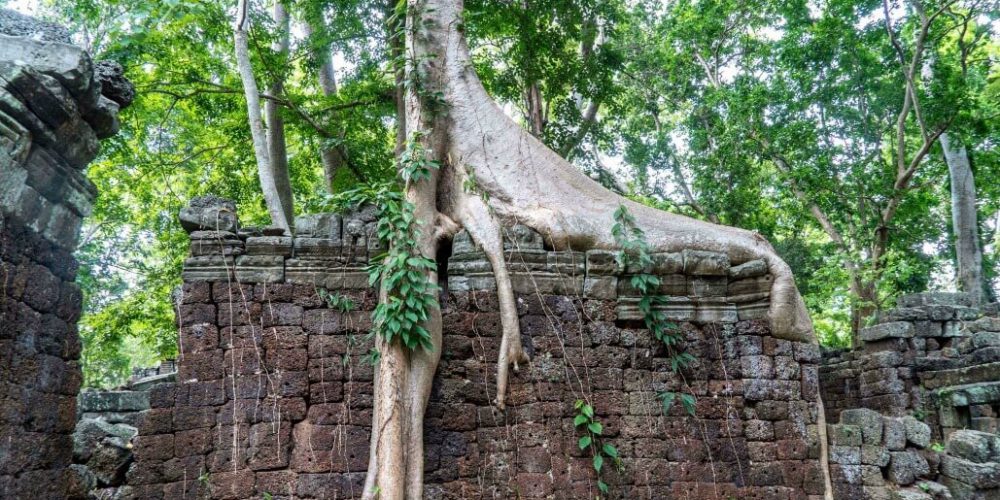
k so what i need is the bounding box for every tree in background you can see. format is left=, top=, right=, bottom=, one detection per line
left=40, top=0, right=399, bottom=386
left=29, top=0, right=998, bottom=375
left=608, top=0, right=999, bottom=344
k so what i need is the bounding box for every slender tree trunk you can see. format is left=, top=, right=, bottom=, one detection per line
left=304, top=19, right=349, bottom=193
left=525, top=81, right=545, bottom=137
left=233, top=0, right=293, bottom=231
left=941, top=132, right=987, bottom=305
left=264, top=1, right=295, bottom=228
left=849, top=276, right=878, bottom=345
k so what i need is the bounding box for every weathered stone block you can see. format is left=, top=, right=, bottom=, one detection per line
left=547, top=251, right=585, bottom=275
left=830, top=445, right=862, bottom=465
left=841, top=408, right=883, bottom=445
left=244, top=236, right=292, bottom=256
left=861, top=445, right=890, bottom=467
left=940, top=455, right=1000, bottom=489
left=583, top=276, right=617, bottom=299
left=182, top=255, right=235, bottom=281
left=946, top=430, right=1000, bottom=463
left=178, top=196, right=238, bottom=233
left=829, top=424, right=864, bottom=447
left=579, top=249, right=617, bottom=278
left=888, top=450, right=930, bottom=486
left=897, top=292, right=972, bottom=307
left=861, top=322, right=914, bottom=342
left=617, top=273, right=686, bottom=297
left=884, top=417, right=907, bottom=451
left=234, top=255, right=285, bottom=283
left=681, top=249, right=730, bottom=276
left=294, top=212, right=342, bottom=240
left=901, top=416, right=930, bottom=448
left=501, top=224, right=543, bottom=250
left=729, top=259, right=768, bottom=279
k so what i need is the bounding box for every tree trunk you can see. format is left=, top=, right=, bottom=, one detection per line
left=304, top=19, right=349, bottom=193
left=361, top=0, right=832, bottom=497
left=233, top=0, right=293, bottom=231
left=264, top=1, right=295, bottom=227
left=849, top=276, right=878, bottom=346
left=941, top=132, right=987, bottom=305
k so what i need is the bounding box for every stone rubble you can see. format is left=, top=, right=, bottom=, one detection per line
left=822, top=293, right=1000, bottom=499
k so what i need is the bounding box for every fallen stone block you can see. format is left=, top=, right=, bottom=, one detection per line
left=940, top=454, right=1000, bottom=489
left=946, top=430, right=1000, bottom=464
left=888, top=450, right=930, bottom=486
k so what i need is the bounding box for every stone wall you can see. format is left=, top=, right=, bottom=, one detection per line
left=819, top=294, right=1000, bottom=499
left=0, top=9, right=130, bottom=499
left=120, top=199, right=829, bottom=499
left=820, top=293, right=1000, bottom=438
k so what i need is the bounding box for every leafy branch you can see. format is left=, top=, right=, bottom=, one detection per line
left=317, top=183, right=438, bottom=352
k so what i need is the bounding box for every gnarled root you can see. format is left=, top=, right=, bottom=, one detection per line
left=452, top=187, right=528, bottom=409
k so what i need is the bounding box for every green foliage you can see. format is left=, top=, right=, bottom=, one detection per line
left=573, top=399, right=621, bottom=496
left=25, top=0, right=999, bottom=382
left=317, top=179, right=438, bottom=351
left=612, top=205, right=698, bottom=408
left=318, top=289, right=356, bottom=313
left=399, top=132, right=440, bottom=184
left=657, top=390, right=697, bottom=417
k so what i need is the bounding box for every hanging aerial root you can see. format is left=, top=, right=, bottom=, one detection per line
left=452, top=190, right=528, bottom=409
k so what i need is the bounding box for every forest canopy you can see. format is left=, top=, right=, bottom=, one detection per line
left=5, top=0, right=998, bottom=388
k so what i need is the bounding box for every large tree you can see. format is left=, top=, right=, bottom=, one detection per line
left=360, top=0, right=825, bottom=497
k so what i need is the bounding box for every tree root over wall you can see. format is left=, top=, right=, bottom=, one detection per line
left=361, top=0, right=834, bottom=498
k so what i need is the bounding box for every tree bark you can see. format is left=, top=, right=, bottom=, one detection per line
left=941, top=132, right=988, bottom=305
left=264, top=1, right=295, bottom=227
left=233, top=0, right=293, bottom=232
left=303, top=19, right=349, bottom=193
left=361, top=0, right=832, bottom=497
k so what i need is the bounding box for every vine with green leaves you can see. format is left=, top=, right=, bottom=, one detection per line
left=611, top=204, right=697, bottom=417
left=573, top=400, right=621, bottom=496
left=315, top=133, right=441, bottom=354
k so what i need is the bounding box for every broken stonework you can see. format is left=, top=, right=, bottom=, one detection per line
left=0, top=9, right=130, bottom=498
left=822, top=292, right=1000, bottom=499
left=178, top=195, right=239, bottom=233
left=72, top=418, right=137, bottom=487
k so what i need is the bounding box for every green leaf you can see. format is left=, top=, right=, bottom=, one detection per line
left=588, top=421, right=603, bottom=435
left=573, top=414, right=589, bottom=427
left=602, top=443, right=618, bottom=458
left=578, top=435, right=592, bottom=450
left=597, top=480, right=609, bottom=494
left=593, top=453, right=603, bottom=472
left=582, top=404, right=594, bottom=419
left=659, top=391, right=676, bottom=415
left=680, top=393, right=697, bottom=416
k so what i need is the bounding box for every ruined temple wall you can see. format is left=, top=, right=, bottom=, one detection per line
left=818, top=294, right=1000, bottom=499
left=123, top=203, right=828, bottom=499
left=819, top=293, right=1000, bottom=436
left=0, top=11, right=130, bottom=498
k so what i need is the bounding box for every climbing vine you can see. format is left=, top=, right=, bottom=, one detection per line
left=612, top=204, right=697, bottom=416
left=316, top=134, right=441, bottom=352
left=574, top=400, right=621, bottom=496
